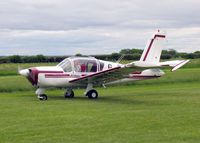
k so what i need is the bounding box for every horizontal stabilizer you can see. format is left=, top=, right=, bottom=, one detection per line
left=159, top=60, right=190, bottom=72
left=171, top=60, right=190, bottom=71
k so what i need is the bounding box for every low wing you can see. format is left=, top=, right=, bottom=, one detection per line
left=69, top=66, right=136, bottom=86
left=69, top=60, right=189, bottom=86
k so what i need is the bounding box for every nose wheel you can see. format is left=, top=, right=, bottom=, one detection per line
left=38, top=94, right=48, bottom=101
left=36, top=88, right=48, bottom=101
left=86, top=89, right=98, bottom=99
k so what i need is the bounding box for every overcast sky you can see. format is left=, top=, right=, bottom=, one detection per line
left=0, top=0, right=200, bottom=55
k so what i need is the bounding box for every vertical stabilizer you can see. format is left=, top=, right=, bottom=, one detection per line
left=140, top=30, right=166, bottom=63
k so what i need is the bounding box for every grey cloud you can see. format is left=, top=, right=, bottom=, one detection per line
left=1, top=0, right=200, bottom=30
left=0, top=0, right=200, bottom=55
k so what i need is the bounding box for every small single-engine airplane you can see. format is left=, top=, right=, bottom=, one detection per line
left=19, top=30, right=189, bottom=100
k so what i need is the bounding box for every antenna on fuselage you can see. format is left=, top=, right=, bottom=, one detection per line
left=116, top=54, right=125, bottom=63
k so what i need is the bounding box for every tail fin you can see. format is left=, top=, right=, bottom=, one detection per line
left=140, top=30, right=166, bottom=63
left=125, top=30, right=189, bottom=70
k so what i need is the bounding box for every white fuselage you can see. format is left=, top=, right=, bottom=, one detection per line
left=21, top=57, right=164, bottom=88
left=26, top=58, right=123, bottom=88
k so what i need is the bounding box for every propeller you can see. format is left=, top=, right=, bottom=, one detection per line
left=18, top=66, right=30, bottom=77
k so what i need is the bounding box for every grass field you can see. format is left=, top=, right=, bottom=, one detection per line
left=0, top=59, right=200, bottom=143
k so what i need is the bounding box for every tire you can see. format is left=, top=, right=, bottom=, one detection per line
left=65, top=90, right=74, bottom=98
left=87, top=90, right=98, bottom=99
left=39, top=94, right=48, bottom=101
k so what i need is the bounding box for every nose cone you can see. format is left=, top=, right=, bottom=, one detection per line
left=19, top=69, right=29, bottom=76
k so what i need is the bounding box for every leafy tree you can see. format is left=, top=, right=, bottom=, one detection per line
left=75, top=53, right=82, bottom=56
left=0, top=57, right=9, bottom=63
left=9, top=55, right=22, bottom=63
left=194, top=51, right=200, bottom=59
left=120, top=49, right=132, bottom=54
left=36, top=55, right=46, bottom=62
left=168, top=49, right=177, bottom=57
left=110, top=53, right=120, bottom=60
left=161, top=54, right=172, bottom=59
left=130, top=49, right=143, bottom=54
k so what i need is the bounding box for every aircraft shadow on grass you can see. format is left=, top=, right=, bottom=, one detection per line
left=47, top=94, right=166, bottom=106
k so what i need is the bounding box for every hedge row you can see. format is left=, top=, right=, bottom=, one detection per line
left=0, top=49, right=199, bottom=63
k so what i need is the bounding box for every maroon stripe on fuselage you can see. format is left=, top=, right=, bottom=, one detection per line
left=143, top=34, right=165, bottom=61
left=38, top=71, right=63, bottom=73
left=129, top=75, right=161, bottom=79
left=131, top=71, right=142, bottom=74
left=45, top=73, right=70, bottom=78
left=45, top=73, right=70, bottom=76
left=45, top=76, right=69, bottom=78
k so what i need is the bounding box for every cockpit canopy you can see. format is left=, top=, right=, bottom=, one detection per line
left=57, top=57, right=99, bottom=73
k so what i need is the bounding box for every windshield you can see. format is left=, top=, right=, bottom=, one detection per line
left=57, top=59, right=72, bottom=72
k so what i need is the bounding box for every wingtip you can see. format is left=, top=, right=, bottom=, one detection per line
left=171, top=60, right=190, bottom=72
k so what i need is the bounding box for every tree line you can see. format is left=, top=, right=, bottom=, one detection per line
left=0, top=49, right=199, bottom=63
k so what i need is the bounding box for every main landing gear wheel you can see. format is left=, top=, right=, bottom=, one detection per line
left=87, top=89, right=98, bottom=99
left=38, top=94, right=48, bottom=101
left=64, top=90, right=74, bottom=98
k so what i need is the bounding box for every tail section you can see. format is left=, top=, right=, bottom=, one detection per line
left=126, top=30, right=189, bottom=71
left=140, top=30, right=166, bottom=63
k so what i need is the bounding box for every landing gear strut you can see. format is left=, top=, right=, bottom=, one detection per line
left=64, top=88, right=74, bottom=98
left=85, top=83, right=98, bottom=99
left=36, top=88, right=48, bottom=101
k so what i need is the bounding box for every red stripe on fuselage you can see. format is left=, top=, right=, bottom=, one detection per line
left=129, top=75, right=161, bottom=79
left=45, top=73, right=70, bottom=78
left=38, top=71, right=63, bottom=73
left=143, top=34, right=165, bottom=61
left=131, top=71, right=142, bottom=74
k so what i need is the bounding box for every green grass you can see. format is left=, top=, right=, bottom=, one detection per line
left=0, top=76, right=34, bottom=92
left=0, top=81, right=200, bottom=143
left=183, top=58, right=200, bottom=68
left=0, top=63, right=57, bottom=76
left=0, top=63, right=200, bottom=143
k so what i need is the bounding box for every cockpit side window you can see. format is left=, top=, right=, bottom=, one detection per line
left=74, top=59, right=97, bottom=72
left=87, top=62, right=97, bottom=72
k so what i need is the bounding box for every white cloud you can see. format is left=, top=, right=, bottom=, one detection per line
left=0, top=0, right=200, bottom=55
